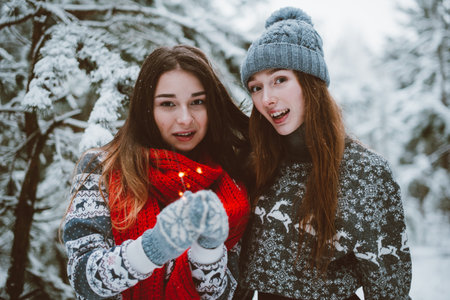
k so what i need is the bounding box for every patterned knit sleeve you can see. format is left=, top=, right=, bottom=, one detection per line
left=352, top=154, right=412, bottom=299
left=188, top=242, right=240, bottom=300
left=62, top=151, right=152, bottom=299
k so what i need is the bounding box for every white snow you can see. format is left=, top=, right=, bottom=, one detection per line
left=79, top=123, right=114, bottom=153
left=409, top=245, right=450, bottom=300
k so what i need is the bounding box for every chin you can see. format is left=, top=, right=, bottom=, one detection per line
left=176, top=143, right=201, bottom=153
left=276, top=128, right=295, bottom=136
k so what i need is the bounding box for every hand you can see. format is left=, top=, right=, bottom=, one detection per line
left=196, top=190, right=229, bottom=249
left=141, top=191, right=208, bottom=266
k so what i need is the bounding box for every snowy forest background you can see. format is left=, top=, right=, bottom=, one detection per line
left=0, top=0, right=448, bottom=299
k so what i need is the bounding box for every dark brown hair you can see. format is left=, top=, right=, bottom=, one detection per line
left=249, top=71, right=345, bottom=272
left=79, top=45, right=250, bottom=230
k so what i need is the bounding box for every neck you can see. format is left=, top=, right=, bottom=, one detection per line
left=169, top=143, right=205, bottom=163
left=282, top=124, right=311, bottom=163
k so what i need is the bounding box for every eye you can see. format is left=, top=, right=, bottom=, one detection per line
left=248, top=85, right=261, bottom=93
left=274, top=76, right=287, bottom=84
left=160, top=101, right=175, bottom=107
left=191, top=99, right=205, bottom=105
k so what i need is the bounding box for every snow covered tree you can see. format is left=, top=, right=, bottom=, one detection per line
left=327, top=26, right=395, bottom=158
left=0, top=0, right=254, bottom=298
left=382, top=0, right=449, bottom=235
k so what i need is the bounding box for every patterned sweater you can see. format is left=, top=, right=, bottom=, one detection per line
left=239, top=137, right=412, bottom=299
left=62, top=152, right=240, bottom=299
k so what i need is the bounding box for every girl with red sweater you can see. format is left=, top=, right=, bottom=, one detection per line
left=62, top=45, right=251, bottom=299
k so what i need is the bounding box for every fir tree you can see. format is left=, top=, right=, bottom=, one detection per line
left=0, top=0, right=252, bottom=298
left=384, top=0, right=449, bottom=216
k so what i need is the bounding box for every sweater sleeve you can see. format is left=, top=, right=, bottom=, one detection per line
left=352, top=157, right=412, bottom=300
left=62, top=152, right=154, bottom=299
left=188, top=242, right=240, bottom=300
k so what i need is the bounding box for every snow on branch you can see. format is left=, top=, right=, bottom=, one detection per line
left=78, top=123, right=114, bottom=153
left=22, top=24, right=84, bottom=110
left=38, top=2, right=77, bottom=24
left=0, top=0, right=35, bottom=27
left=18, top=19, right=138, bottom=153
left=61, top=3, right=205, bottom=35
left=61, top=3, right=151, bottom=15
left=0, top=11, right=35, bottom=30
left=79, top=60, right=138, bottom=151
left=73, top=28, right=138, bottom=152
left=0, top=47, right=15, bottom=61
left=60, top=2, right=246, bottom=70
left=0, top=0, right=75, bottom=30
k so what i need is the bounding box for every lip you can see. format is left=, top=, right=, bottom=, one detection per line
left=173, top=130, right=195, bottom=141
left=269, top=108, right=290, bottom=124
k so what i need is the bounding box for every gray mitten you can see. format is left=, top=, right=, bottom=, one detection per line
left=196, top=190, right=229, bottom=249
left=141, top=191, right=208, bottom=266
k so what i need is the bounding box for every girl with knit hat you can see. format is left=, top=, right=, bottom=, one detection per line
left=237, top=7, right=412, bottom=300
left=62, top=45, right=251, bottom=299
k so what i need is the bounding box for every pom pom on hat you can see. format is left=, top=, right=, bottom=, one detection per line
left=265, top=7, right=313, bottom=28
left=241, top=7, right=330, bottom=87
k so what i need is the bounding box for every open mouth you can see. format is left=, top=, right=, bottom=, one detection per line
left=173, top=131, right=195, bottom=137
left=270, top=108, right=290, bottom=120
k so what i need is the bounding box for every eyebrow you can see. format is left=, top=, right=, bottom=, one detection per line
left=248, top=68, right=285, bottom=82
left=155, top=91, right=206, bottom=98
left=269, top=68, right=285, bottom=75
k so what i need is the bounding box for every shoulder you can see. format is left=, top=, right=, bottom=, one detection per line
left=341, top=138, right=392, bottom=176
left=75, top=149, right=106, bottom=175
left=339, top=139, right=404, bottom=216
left=339, top=138, right=401, bottom=198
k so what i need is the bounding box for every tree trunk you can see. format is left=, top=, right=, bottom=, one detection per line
left=5, top=7, right=46, bottom=298
left=6, top=112, right=41, bottom=299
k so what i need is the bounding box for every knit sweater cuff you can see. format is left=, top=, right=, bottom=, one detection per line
left=189, top=240, right=225, bottom=264
left=126, top=236, right=162, bottom=274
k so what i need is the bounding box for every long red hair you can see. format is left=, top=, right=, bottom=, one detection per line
left=249, top=71, right=345, bottom=272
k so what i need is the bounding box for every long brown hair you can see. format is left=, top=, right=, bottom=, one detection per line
left=71, top=45, right=250, bottom=230
left=249, top=71, right=345, bottom=272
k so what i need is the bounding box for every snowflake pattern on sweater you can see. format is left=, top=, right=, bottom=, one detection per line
left=239, top=140, right=412, bottom=300
left=63, top=152, right=237, bottom=299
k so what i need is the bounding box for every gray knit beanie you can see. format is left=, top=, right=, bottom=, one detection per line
left=240, top=7, right=330, bottom=88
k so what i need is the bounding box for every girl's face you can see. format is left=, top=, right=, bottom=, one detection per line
left=248, top=69, right=305, bottom=136
left=153, top=69, right=208, bottom=152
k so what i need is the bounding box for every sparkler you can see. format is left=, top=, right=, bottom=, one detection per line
left=177, top=167, right=203, bottom=197
left=171, top=149, right=204, bottom=198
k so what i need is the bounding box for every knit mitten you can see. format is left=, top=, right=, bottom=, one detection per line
left=141, top=191, right=208, bottom=266
left=196, top=190, right=229, bottom=249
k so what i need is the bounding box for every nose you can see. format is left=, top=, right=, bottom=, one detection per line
left=262, top=88, right=276, bottom=107
left=177, top=106, right=194, bottom=125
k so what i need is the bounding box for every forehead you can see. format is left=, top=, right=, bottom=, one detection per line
left=248, top=68, right=293, bottom=81
left=156, top=69, right=203, bottom=89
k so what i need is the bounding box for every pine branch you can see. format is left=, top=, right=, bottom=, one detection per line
left=61, top=3, right=157, bottom=15
left=0, top=12, right=35, bottom=30
left=61, top=3, right=195, bottom=28
left=0, top=107, right=27, bottom=113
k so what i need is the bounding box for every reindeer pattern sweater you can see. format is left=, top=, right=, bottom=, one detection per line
left=239, top=136, right=412, bottom=299
left=63, top=152, right=239, bottom=299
